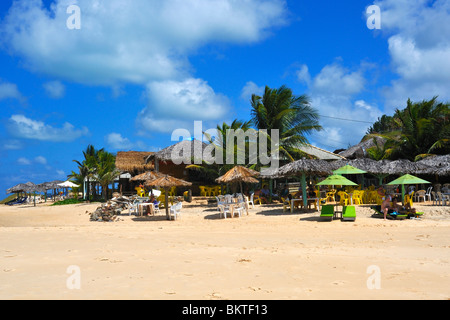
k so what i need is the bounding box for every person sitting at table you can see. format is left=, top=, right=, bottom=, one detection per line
left=146, top=195, right=158, bottom=216
left=260, top=185, right=270, bottom=203
left=280, top=185, right=289, bottom=199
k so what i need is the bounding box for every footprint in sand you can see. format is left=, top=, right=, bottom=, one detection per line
left=3, top=269, right=16, bottom=272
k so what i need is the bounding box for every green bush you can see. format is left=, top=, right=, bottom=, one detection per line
left=51, top=198, right=83, bottom=206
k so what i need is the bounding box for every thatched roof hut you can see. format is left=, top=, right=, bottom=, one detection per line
left=145, top=139, right=208, bottom=164
left=339, top=136, right=387, bottom=159
left=115, top=151, right=154, bottom=174
left=416, top=154, right=450, bottom=176
left=276, top=159, right=333, bottom=177
left=380, top=159, right=431, bottom=175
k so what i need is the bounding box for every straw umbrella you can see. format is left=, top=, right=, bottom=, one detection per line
left=144, top=175, right=192, bottom=219
left=130, top=171, right=165, bottom=182
left=215, top=166, right=260, bottom=194
left=276, top=159, right=333, bottom=208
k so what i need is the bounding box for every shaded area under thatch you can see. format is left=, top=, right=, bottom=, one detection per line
left=115, top=151, right=154, bottom=174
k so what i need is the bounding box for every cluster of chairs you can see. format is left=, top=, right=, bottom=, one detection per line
left=199, top=185, right=222, bottom=197
left=128, top=196, right=161, bottom=216
left=215, top=194, right=248, bottom=219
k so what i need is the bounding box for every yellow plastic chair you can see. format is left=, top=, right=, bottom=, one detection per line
left=338, top=191, right=350, bottom=206
left=352, top=190, right=363, bottom=205
left=326, top=190, right=336, bottom=203
left=199, top=186, right=207, bottom=197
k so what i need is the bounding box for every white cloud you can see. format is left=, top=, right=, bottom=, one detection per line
left=106, top=133, right=133, bottom=150
left=137, top=78, right=231, bottom=134
left=375, top=0, right=450, bottom=109
left=17, top=157, right=31, bottom=165
left=8, top=115, right=89, bottom=142
left=296, top=64, right=311, bottom=86
left=43, top=80, right=65, bottom=99
left=3, top=140, right=23, bottom=150
left=34, top=156, right=47, bottom=165
left=297, top=62, right=383, bottom=151
left=311, top=63, right=365, bottom=97
left=0, top=80, right=24, bottom=101
left=0, top=0, right=288, bottom=86
left=240, top=81, right=265, bottom=101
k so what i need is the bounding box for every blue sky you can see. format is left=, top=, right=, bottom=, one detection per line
left=1, top=0, right=449, bottom=196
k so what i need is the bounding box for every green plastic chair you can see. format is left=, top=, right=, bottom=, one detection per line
left=320, top=205, right=334, bottom=221
left=342, top=206, right=356, bottom=222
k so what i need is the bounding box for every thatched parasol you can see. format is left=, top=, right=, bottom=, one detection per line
left=144, top=175, right=192, bottom=219
left=130, top=171, right=165, bottom=182
left=215, top=166, right=260, bottom=193
left=277, top=159, right=333, bottom=208
left=6, top=182, right=35, bottom=194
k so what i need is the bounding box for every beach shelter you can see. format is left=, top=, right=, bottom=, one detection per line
left=276, top=159, right=333, bottom=208
left=387, top=174, right=431, bottom=202
left=215, top=166, right=260, bottom=194
left=145, top=175, right=192, bottom=219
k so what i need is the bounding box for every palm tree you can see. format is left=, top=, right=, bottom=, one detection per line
left=96, top=150, right=120, bottom=200
left=187, top=119, right=253, bottom=182
left=393, top=97, right=449, bottom=160
left=250, top=85, right=322, bottom=162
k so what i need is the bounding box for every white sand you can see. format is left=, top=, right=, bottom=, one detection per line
left=0, top=199, right=449, bottom=300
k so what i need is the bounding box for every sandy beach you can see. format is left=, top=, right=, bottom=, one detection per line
left=0, top=199, right=449, bottom=300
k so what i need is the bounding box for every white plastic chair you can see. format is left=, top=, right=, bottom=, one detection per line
left=218, top=205, right=232, bottom=219
left=436, top=192, right=448, bottom=206
left=247, top=193, right=255, bottom=209
left=169, top=202, right=182, bottom=220
left=128, top=200, right=139, bottom=216
left=425, top=186, right=433, bottom=202
left=414, top=190, right=426, bottom=202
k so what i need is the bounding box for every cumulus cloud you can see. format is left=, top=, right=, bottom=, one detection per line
left=8, top=115, right=89, bottom=142
left=0, top=80, right=24, bottom=101
left=137, top=78, right=232, bottom=134
left=375, top=0, right=450, bottom=109
left=296, top=62, right=383, bottom=151
left=43, top=80, right=65, bottom=99
left=0, top=0, right=288, bottom=86
left=240, top=81, right=265, bottom=101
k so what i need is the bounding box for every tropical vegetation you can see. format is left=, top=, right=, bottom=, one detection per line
left=364, top=97, right=449, bottom=161
left=69, top=145, right=120, bottom=201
